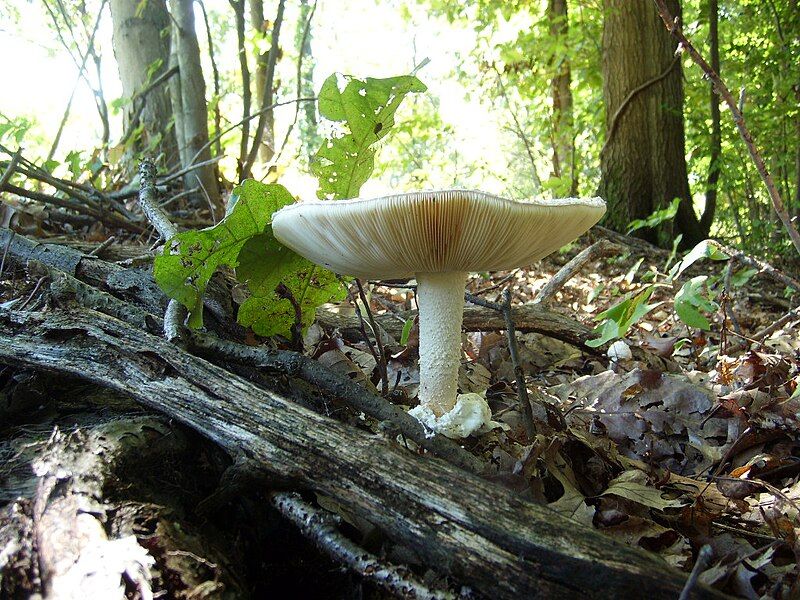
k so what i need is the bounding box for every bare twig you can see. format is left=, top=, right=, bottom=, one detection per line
left=534, top=239, right=617, bottom=305
left=0, top=148, right=22, bottom=190
left=271, top=492, right=454, bottom=600
left=679, top=544, right=713, bottom=600
left=492, top=64, right=542, bottom=190
left=471, top=270, right=518, bottom=297
left=137, top=160, right=178, bottom=240
left=356, top=279, right=389, bottom=395
left=653, top=0, right=800, bottom=255
left=705, top=240, right=800, bottom=293
left=465, top=290, right=536, bottom=439
left=137, top=159, right=183, bottom=340
left=184, top=97, right=317, bottom=175
left=727, top=304, right=800, bottom=354
left=272, top=0, right=319, bottom=165
left=600, top=55, right=679, bottom=159
left=86, top=236, right=116, bottom=257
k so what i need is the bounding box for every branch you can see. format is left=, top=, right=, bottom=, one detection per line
left=600, top=54, right=679, bottom=158
left=652, top=0, right=800, bottom=256
left=534, top=239, right=618, bottom=305
left=137, top=159, right=183, bottom=340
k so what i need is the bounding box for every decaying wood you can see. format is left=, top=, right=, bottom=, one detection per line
left=270, top=491, right=453, bottom=600
left=0, top=410, right=247, bottom=598
left=0, top=307, right=724, bottom=599
left=37, top=259, right=485, bottom=474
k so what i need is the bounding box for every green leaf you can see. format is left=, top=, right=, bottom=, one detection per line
left=672, top=240, right=729, bottom=280
left=154, top=180, right=295, bottom=328
left=587, top=286, right=656, bottom=347
left=311, top=73, right=427, bottom=200
left=235, top=233, right=344, bottom=337
left=400, top=318, right=414, bottom=346
left=626, top=198, right=681, bottom=234
left=674, top=276, right=716, bottom=330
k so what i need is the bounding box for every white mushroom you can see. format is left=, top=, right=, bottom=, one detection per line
left=272, top=190, right=605, bottom=436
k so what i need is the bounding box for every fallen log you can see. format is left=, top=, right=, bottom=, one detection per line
left=0, top=410, right=248, bottom=598
left=0, top=307, right=724, bottom=599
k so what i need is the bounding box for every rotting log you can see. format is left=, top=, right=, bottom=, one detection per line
left=0, top=411, right=248, bottom=598
left=0, top=307, right=725, bottom=599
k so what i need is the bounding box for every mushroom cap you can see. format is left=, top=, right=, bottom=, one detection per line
left=271, top=190, right=606, bottom=279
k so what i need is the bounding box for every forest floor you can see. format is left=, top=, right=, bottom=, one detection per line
left=1, top=209, right=799, bottom=598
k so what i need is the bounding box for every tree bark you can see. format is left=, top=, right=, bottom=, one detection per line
left=109, top=0, right=179, bottom=169
left=168, top=0, right=221, bottom=212
left=547, top=0, right=577, bottom=196
left=700, top=0, right=721, bottom=234
left=249, top=0, right=276, bottom=164
left=0, top=307, right=725, bottom=600
left=599, top=0, right=704, bottom=247
left=0, top=403, right=249, bottom=598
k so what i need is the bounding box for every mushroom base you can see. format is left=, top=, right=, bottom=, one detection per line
left=415, top=271, right=468, bottom=416
left=409, top=393, right=493, bottom=439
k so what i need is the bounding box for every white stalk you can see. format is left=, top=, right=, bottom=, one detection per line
left=415, top=271, right=467, bottom=416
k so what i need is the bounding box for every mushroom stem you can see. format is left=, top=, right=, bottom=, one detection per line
left=416, top=271, right=468, bottom=417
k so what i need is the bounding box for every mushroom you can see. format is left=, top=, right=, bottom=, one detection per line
left=272, top=190, right=605, bottom=437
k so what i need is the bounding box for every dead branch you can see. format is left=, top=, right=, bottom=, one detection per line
left=466, top=290, right=536, bottom=439
left=270, top=492, right=454, bottom=600
left=534, top=239, right=619, bottom=305
left=318, top=302, right=599, bottom=352
left=0, top=307, right=724, bottom=599
left=653, top=0, right=800, bottom=255
left=32, top=255, right=484, bottom=474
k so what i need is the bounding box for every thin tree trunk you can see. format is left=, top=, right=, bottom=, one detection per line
left=599, top=0, right=704, bottom=246
left=168, top=0, right=221, bottom=212
left=296, top=0, right=319, bottom=160
left=547, top=0, right=577, bottom=196
left=230, top=0, right=252, bottom=179
left=700, top=0, right=721, bottom=235
left=109, top=0, right=178, bottom=169
left=243, top=0, right=286, bottom=177
left=249, top=0, right=274, bottom=164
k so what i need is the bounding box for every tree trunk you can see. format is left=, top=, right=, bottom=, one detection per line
left=547, top=0, right=577, bottom=196
left=599, top=0, right=704, bottom=247
left=700, top=0, right=721, bottom=235
left=249, top=0, right=275, bottom=164
left=168, top=0, right=221, bottom=213
left=296, top=0, right=320, bottom=161
left=109, top=0, right=178, bottom=169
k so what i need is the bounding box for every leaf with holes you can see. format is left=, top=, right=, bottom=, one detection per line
left=153, top=181, right=295, bottom=328
left=311, top=73, right=427, bottom=200
left=235, top=232, right=344, bottom=337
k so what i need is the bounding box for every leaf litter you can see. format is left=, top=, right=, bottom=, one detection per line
left=310, top=240, right=800, bottom=598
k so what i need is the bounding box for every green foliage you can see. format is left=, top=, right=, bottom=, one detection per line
left=674, top=276, right=716, bottom=331
left=626, top=198, right=681, bottom=234
left=154, top=70, right=423, bottom=338
left=236, top=234, right=341, bottom=336
left=154, top=181, right=295, bottom=329
left=311, top=73, right=426, bottom=199
left=587, top=287, right=656, bottom=348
